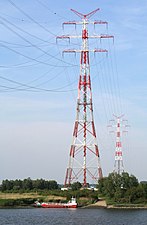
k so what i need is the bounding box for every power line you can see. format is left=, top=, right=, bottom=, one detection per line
left=35, top=0, right=69, bottom=21
left=0, top=42, right=77, bottom=68
left=0, top=74, right=77, bottom=93
left=7, top=0, right=56, bottom=37
left=0, top=40, right=49, bottom=48
left=0, top=17, right=77, bottom=67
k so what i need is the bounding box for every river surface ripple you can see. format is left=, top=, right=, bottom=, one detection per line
left=0, top=208, right=147, bottom=225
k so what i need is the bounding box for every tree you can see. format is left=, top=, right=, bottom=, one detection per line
left=140, top=183, right=147, bottom=198
left=1, top=180, right=13, bottom=191
left=98, top=173, right=122, bottom=198
left=32, top=179, right=45, bottom=190
left=22, top=177, right=33, bottom=190
left=126, top=185, right=145, bottom=203
left=1, top=178, right=60, bottom=192
left=71, top=182, right=82, bottom=191
left=48, top=180, right=58, bottom=190
left=98, top=172, right=142, bottom=203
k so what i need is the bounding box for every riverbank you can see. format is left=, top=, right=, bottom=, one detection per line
left=0, top=191, right=96, bottom=208
left=1, top=192, right=147, bottom=209
left=0, top=192, right=67, bottom=208
left=107, top=204, right=147, bottom=209
left=82, top=199, right=107, bottom=208
left=83, top=199, right=147, bottom=209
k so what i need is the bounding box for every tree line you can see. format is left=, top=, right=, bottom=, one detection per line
left=1, top=173, right=147, bottom=205
left=0, top=178, right=58, bottom=191
left=98, top=172, right=147, bottom=204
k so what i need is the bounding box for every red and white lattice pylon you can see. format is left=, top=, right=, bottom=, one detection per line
left=57, top=9, right=113, bottom=187
left=108, top=115, right=129, bottom=174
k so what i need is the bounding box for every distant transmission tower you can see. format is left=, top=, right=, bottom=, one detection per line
left=57, top=9, right=113, bottom=187
left=108, top=115, right=129, bottom=174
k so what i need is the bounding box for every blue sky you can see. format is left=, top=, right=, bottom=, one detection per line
left=0, top=0, right=147, bottom=183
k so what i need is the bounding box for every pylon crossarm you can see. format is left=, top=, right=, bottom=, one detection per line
left=94, top=49, right=108, bottom=57
left=93, top=20, right=108, bottom=30
left=89, top=34, right=114, bottom=40
left=113, top=114, right=124, bottom=119
left=63, top=21, right=77, bottom=25
left=63, top=20, right=108, bottom=29
left=56, top=35, right=70, bottom=43
left=63, top=21, right=77, bottom=29
left=63, top=49, right=107, bottom=53
left=100, top=34, right=114, bottom=39
left=62, top=21, right=85, bottom=29
left=70, top=9, right=85, bottom=19
left=71, top=8, right=100, bottom=19
left=94, top=20, right=108, bottom=25
left=85, top=8, right=100, bottom=19
left=56, top=35, right=70, bottom=39
left=123, top=131, right=128, bottom=134
left=63, top=49, right=79, bottom=53
left=62, top=50, right=77, bottom=57
left=94, top=49, right=108, bottom=53
left=57, top=35, right=81, bottom=39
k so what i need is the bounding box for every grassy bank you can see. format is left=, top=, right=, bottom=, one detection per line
left=100, top=196, right=147, bottom=209
left=0, top=190, right=98, bottom=207
left=1, top=191, right=146, bottom=209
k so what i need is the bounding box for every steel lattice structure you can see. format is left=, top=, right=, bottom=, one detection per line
left=57, top=9, right=113, bottom=187
left=108, top=115, right=129, bottom=174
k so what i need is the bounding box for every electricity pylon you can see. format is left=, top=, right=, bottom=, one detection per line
left=57, top=8, right=113, bottom=187
left=108, top=115, right=129, bottom=174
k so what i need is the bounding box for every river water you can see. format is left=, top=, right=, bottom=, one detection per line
left=0, top=208, right=147, bottom=225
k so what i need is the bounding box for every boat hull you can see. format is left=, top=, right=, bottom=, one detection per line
left=41, top=203, right=77, bottom=208
left=34, top=197, right=77, bottom=208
